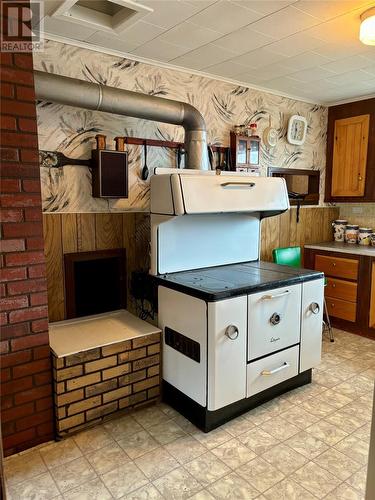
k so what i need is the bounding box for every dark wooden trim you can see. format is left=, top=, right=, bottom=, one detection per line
left=268, top=167, right=320, bottom=206
left=325, top=98, right=375, bottom=203
left=64, top=248, right=126, bottom=319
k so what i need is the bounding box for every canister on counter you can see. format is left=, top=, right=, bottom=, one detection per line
left=370, top=233, right=375, bottom=247
left=358, top=228, right=373, bottom=246
left=332, top=219, right=347, bottom=242
left=345, top=224, right=359, bottom=244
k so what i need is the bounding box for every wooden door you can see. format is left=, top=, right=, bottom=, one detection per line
left=331, top=114, right=370, bottom=197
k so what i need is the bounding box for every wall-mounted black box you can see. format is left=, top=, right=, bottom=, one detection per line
left=92, top=149, right=128, bottom=198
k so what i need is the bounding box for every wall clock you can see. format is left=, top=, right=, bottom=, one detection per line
left=263, top=117, right=278, bottom=148
left=287, top=115, right=307, bottom=145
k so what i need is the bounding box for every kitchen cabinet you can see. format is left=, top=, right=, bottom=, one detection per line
left=230, top=132, right=260, bottom=170
left=331, top=114, right=369, bottom=197
left=325, top=98, right=375, bottom=202
left=304, top=245, right=375, bottom=337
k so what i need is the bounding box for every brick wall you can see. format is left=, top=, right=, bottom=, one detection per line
left=53, top=333, right=160, bottom=437
left=0, top=49, right=54, bottom=455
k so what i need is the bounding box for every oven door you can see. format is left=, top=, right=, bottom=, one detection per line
left=248, top=283, right=301, bottom=361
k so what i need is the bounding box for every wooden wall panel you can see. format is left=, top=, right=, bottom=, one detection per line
left=43, top=206, right=339, bottom=323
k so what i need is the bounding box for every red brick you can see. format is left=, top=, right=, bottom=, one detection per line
left=2, top=421, right=15, bottom=437
left=28, top=264, right=46, bottom=279
left=36, top=421, right=54, bottom=438
left=24, top=207, right=42, bottom=221
left=1, top=368, right=11, bottom=383
left=0, top=284, right=5, bottom=297
left=16, top=409, right=53, bottom=432
left=1, top=193, right=42, bottom=209
left=1, top=350, right=31, bottom=368
left=16, top=85, right=35, bottom=102
left=5, top=250, right=45, bottom=267
left=36, top=396, right=53, bottom=412
left=31, top=318, right=49, bottom=333
left=33, top=345, right=50, bottom=360
left=2, top=376, right=33, bottom=395
left=0, top=312, right=8, bottom=326
left=1, top=322, right=30, bottom=339
left=1, top=163, right=40, bottom=178
left=1, top=395, right=13, bottom=410
left=8, top=278, right=47, bottom=295
left=1, top=132, right=38, bottom=149
left=1, top=115, right=17, bottom=130
left=20, top=149, right=39, bottom=163
left=3, top=403, right=34, bottom=423
left=1, top=67, right=34, bottom=86
left=1, top=99, right=36, bottom=118
left=1, top=340, right=9, bottom=354
left=0, top=147, right=19, bottom=162
left=0, top=239, right=25, bottom=253
left=15, top=384, right=52, bottom=405
left=22, top=179, right=41, bottom=193
left=0, top=295, right=28, bottom=311
left=3, top=428, right=36, bottom=451
left=3, top=222, right=43, bottom=238
left=11, top=331, right=49, bottom=352
left=0, top=53, right=13, bottom=66
left=18, top=118, right=37, bottom=133
left=1, top=82, right=14, bottom=99
left=34, top=371, right=51, bottom=386
left=0, top=208, right=24, bottom=222
left=9, top=305, right=48, bottom=324
left=30, top=291, right=48, bottom=306
left=26, top=237, right=45, bottom=250
left=14, top=54, right=34, bottom=70
left=0, top=267, right=27, bottom=282
left=13, top=357, right=50, bottom=379
left=1, top=179, right=20, bottom=192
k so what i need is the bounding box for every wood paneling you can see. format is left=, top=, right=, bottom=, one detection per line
left=370, top=262, right=375, bottom=329
left=331, top=115, right=369, bottom=197
left=325, top=98, right=375, bottom=202
left=44, top=206, right=339, bottom=323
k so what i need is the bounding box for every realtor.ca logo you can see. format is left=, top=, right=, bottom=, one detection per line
left=1, top=1, right=44, bottom=52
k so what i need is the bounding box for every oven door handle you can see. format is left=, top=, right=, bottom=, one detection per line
left=261, top=362, right=290, bottom=376
left=261, top=290, right=291, bottom=300
left=220, top=182, right=256, bottom=188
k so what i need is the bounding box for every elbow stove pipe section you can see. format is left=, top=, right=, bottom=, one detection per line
left=34, top=70, right=209, bottom=170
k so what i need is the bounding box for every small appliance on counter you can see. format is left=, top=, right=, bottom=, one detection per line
left=150, top=168, right=324, bottom=432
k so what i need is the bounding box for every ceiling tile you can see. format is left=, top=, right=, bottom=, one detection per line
left=240, top=62, right=295, bottom=82
left=293, top=0, right=372, bottom=21
left=262, top=75, right=304, bottom=91
left=250, top=5, right=321, bottom=39
left=327, top=68, right=374, bottom=85
left=289, top=66, right=337, bottom=82
left=171, top=43, right=238, bottom=69
left=232, top=1, right=297, bottom=16
left=307, top=9, right=363, bottom=43
left=321, top=54, right=374, bottom=73
left=188, top=0, right=262, bottom=34
left=232, top=47, right=288, bottom=68
left=265, top=32, right=327, bottom=57
left=85, top=32, right=140, bottom=52
left=116, top=21, right=165, bottom=45
left=184, top=0, right=218, bottom=8
left=312, top=40, right=367, bottom=60
left=42, top=15, right=97, bottom=41
left=141, top=0, right=203, bottom=29
left=202, top=60, right=249, bottom=78
left=133, top=39, right=189, bottom=61
left=156, top=22, right=222, bottom=49
left=214, top=25, right=275, bottom=54
left=283, top=51, right=332, bottom=71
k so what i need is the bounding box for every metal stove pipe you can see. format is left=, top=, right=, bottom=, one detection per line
left=33, top=70, right=209, bottom=170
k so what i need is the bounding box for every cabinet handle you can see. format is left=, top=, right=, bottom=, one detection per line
left=358, top=174, right=363, bottom=181
left=225, top=325, right=239, bottom=340
left=261, top=362, right=290, bottom=376
left=262, top=290, right=290, bottom=300
left=221, top=182, right=255, bottom=188
left=332, top=283, right=336, bottom=288
left=332, top=262, right=336, bottom=267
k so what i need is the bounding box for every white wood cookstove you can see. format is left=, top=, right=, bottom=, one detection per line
left=150, top=168, right=324, bottom=431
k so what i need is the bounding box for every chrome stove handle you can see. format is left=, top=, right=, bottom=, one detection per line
left=309, top=302, right=320, bottom=315
left=261, top=290, right=290, bottom=300
left=220, top=182, right=256, bottom=188
left=225, top=325, right=239, bottom=340
left=261, top=362, right=290, bottom=376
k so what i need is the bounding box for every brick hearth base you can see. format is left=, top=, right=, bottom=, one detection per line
left=52, top=333, right=160, bottom=437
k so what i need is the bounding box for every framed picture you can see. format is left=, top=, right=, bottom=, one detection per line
left=287, top=115, right=307, bottom=145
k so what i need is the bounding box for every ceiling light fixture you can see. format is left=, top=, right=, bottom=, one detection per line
left=360, top=6, right=375, bottom=45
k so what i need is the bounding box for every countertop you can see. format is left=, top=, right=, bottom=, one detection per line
left=49, top=309, right=161, bottom=358
left=154, top=261, right=323, bottom=301
left=305, top=241, right=375, bottom=257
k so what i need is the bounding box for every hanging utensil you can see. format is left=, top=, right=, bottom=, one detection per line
left=208, top=145, right=214, bottom=170
left=141, top=141, right=149, bottom=181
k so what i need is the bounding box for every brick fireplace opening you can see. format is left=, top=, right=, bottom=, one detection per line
left=64, top=249, right=126, bottom=319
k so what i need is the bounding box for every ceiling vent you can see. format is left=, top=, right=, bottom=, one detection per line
left=51, top=0, right=153, bottom=33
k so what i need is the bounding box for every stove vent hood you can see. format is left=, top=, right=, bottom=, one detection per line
left=151, top=169, right=289, bottom=218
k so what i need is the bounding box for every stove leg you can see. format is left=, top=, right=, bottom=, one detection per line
left=323, top=297, right=334, bottom=342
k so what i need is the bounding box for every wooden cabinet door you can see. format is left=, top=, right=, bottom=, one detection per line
left=331, top=114, right=370, bottom=197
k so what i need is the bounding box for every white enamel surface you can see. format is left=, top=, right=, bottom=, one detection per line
left=247, top=284, right=302, bottom=361
left=247, top=345, right=299, bottom=398
left=49, top=309, right=161, bottom=357
left=207, top=296, right=247, bottom=411
left=300, top=278, right=324, bottom=372
left=158, top=286, right=207, bottom=407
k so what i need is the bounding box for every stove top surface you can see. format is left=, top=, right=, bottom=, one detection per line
left=154, top=261, right=323, bottom=301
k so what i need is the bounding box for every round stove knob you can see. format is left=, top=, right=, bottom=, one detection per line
left=309, top=302, right=320, bottom=315
left=270, top=312, right=281, bottom=325
left=225, top=325, right=239, bottom=340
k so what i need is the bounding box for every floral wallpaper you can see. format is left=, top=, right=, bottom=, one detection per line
left=34, top=40, right=328, bottom=213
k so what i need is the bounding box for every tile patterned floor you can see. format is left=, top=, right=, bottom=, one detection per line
left=4, top=329, right=374, bottom=499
